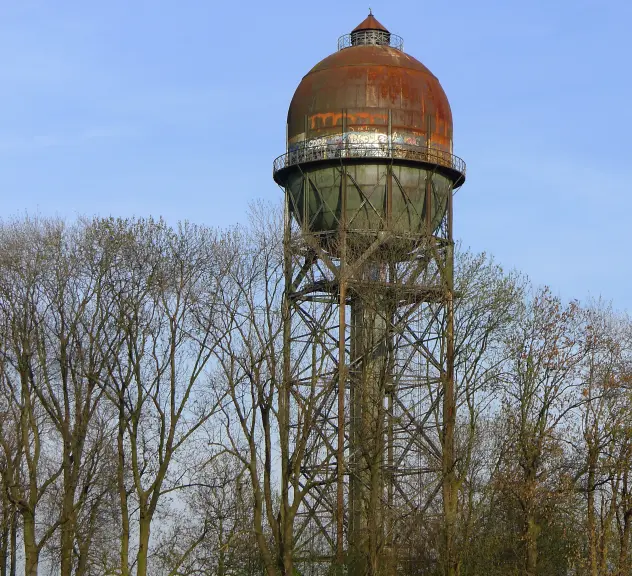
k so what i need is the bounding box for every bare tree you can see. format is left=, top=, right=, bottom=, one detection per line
left=150, top=454, right=262, bottom=576
left=451, top=251, right=525, bottom=574
left=215, top=206, right=335, bottom=576
left=94, top=217, right=227, bottom=576
left=0, top=390, right=19, bottom=576
left=0, top=218, right=128, bottom=576
left=31, top=221, right=122, bottom=576
left=495, top=288, right=588, bottom=576
left=0, top=218, right=68, bottom=576
left=575, top=302, right=632, bottom=576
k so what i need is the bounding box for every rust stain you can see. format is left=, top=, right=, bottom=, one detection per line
left=309, top=111, right=389, bottom=130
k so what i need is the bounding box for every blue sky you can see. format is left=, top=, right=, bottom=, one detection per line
left=1, top=0, right=630, bottom=308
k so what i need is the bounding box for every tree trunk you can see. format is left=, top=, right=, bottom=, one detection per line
left=587, top=461, right=597, bottom=576
left=217, top=516, right=226, bottom=576
left=618, top=512, right=631, bottom=576
left=136, top=509, right=151, bottom=576
left=120, top=500, right=130, bottom=576
left=60, top=481, right=76, bottom=576
left=75, top=510, right=96, bottom=576
left=443, top=468, right=458, bottom=576
left=118, top=411, right=130, bottom=576
left=23, top=510, right=39, bottom=576
left=252, top=480, right=277, bottom=576
left=9, top=511, right=16, bottom=576
left=280, top=514, right=294, bottom=576
left=75, top=542, right=90, bottom=576
left=1, top=522, right=8, bottom=576
left=0, top=496, right=10, bottom=576
left=524, top=513, right=540, bottom=576
left=218, top=547, right=225, bottom=576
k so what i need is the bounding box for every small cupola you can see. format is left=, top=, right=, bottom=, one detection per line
left=350, top=11, right=391, bottom=46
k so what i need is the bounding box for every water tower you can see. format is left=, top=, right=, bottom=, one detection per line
left=273, top=12, right=465, bottom=575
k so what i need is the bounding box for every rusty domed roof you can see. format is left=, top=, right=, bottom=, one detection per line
left=286, top=16, right=453, bottom=152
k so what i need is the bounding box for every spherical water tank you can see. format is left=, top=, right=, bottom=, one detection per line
left=273, top=13, right=465, bottom=253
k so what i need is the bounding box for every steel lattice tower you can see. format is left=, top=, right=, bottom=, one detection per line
left=273, top=13, right=466, bottom=576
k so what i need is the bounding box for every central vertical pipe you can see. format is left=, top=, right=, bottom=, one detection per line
left=349, top=262, right=388, bottom=576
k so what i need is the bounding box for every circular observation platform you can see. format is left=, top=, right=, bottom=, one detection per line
left=337, top=30, right=404, bottom=51
left=272, top=141, right=466, bottom=188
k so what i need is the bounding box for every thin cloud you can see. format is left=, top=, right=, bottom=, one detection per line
left=0, top=125, right=138, bottom=152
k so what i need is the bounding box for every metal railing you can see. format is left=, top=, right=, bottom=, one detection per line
left=338, top=31, right=404, bottom=51
left=273, top=142, right=466, bottom=179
